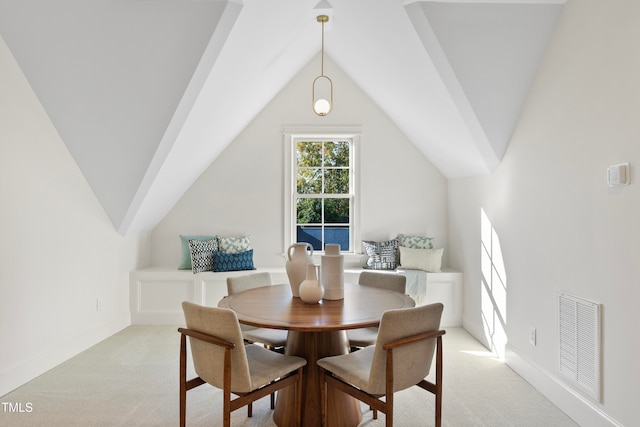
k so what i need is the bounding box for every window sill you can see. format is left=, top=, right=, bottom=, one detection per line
left=281, top=251, right=365, bottom=268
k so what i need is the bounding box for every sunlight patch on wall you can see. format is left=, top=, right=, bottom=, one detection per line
left=480, top=208, right=508, bottom=359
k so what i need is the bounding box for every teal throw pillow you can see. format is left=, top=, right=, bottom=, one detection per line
left=212, top=249, right=256, bottom=272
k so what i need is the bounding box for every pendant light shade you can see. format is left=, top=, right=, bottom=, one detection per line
left=312, top=15, right=332, bottom=116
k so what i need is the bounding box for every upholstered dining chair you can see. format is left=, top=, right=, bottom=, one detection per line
left=318, top=303, right=445, bottom=427
left=226, top=272, right=288, bottom=350
left=179, top=301, right=306, bottom=427
left=227, top=272, right=289, bottom=413
left=347, top=272, right=407, bottom=349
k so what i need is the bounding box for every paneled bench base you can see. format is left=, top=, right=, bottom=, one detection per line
left=130, top=267, right=462, bottom=326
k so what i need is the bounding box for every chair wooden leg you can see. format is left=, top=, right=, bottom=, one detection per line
left=385, top=390, right=394, bottom=427
left=385, top=348, right=394, bottom=427
left=223, top=348, right=232, bottom=427
left=224, top=405, right=231, bottom=427
left=435, top=335, right=443, bottom=427
left=247, top=402, right=252, bottom=417
left=179, top=334, right=187, bottom=427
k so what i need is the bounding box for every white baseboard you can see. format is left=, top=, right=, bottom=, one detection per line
left=505, top=344, right=622, bottom=427
left=0, top=313, right=130, bottom=397
left=461, top=314, right=621, bottom=427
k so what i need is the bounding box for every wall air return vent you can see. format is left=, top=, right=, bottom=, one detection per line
left=557, top=291, right=601, bottom=401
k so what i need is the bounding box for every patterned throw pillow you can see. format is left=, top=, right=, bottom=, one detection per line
left=212, top=250, right=256, bottom=272
left=189, top=239, right=218, bottom=273
left=179, top=235, right=215, bottom=269
left=218, top=235, right=252, bottom=254
left=397, top=233, right=434, bottom=249
left=362, top=239, right=398, bottom=270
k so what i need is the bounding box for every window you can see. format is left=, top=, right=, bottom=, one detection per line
left=295, top=139, right=352, bottom=251
left=283, top=126, right=360, bottom=254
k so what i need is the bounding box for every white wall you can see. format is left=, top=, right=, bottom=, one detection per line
left=151, top=54, right=448, bottom=269
left=0, top=37, right=148, bottom=396
left=449, top=1, right=639, bottom=426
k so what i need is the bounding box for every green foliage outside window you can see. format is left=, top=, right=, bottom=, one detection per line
left=296, top=140, right=350, bottom=225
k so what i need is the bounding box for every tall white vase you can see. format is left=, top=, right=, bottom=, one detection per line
left=321, top=243, right=344, bottom=300
left=299, top=264, right=323, bottom=304
left=286, top=243, right=314, bottom=297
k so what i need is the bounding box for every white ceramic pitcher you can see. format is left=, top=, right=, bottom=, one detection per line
left=286, top=243, right=314, bottom=297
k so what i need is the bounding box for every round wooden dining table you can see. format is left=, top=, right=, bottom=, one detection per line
left=218, top=282, right=415, bottom=427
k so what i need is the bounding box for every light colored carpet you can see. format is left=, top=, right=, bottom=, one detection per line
left=0, top=326, right=578, bottom=426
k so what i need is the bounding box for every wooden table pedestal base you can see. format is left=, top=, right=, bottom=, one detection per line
left=273, top=330, right=361, bottom=427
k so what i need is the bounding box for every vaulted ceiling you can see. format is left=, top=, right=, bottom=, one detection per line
left=0, top=0, right=564, bottom=235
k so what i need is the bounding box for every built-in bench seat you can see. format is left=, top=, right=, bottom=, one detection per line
left=129, top=267, right=462, bottom=326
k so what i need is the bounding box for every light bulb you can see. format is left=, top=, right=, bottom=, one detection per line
left=314, top=98, right=331, bottom=116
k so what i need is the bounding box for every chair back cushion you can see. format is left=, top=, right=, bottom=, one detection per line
left=182, top=301, right=253, bottom=392
left=369, top=303, right=443, bottom=394
left=226, top=272, right=272, bottom=295
left=226, top=272, right=272, bottom=333
left=358, top=271, right=407, bottom=294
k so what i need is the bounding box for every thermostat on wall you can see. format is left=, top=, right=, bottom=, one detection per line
left=607, top=163, right=630, bottom=186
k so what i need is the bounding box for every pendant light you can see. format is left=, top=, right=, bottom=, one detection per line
left=312, top=15, right=332, bottom=116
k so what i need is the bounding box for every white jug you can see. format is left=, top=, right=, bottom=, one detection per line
left=286, top=243, right=314, bottom=297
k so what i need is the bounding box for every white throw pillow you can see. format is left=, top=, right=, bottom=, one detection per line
left=399, top=246, right=443, bottom=272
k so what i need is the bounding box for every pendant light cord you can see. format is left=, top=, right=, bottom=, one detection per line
left=321, top=19, right=325, bottom=77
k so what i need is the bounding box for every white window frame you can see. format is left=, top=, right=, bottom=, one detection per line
left=283, top=125, right=361, bottom=255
